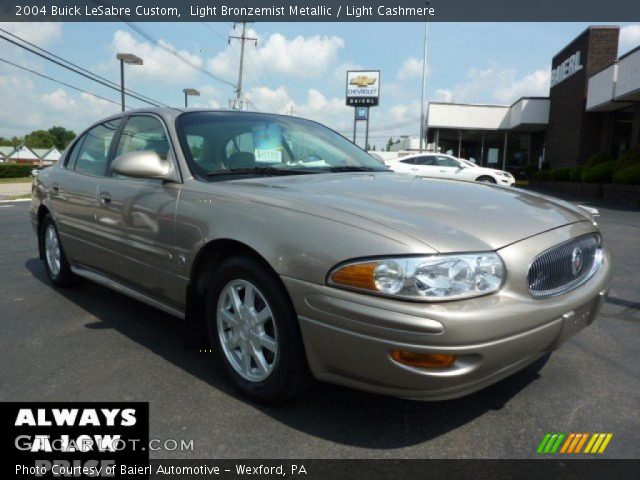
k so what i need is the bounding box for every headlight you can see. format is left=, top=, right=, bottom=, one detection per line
left=328, top=253, right=505, bottom=301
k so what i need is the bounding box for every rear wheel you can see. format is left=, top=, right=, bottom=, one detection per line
left=41, top=214, right=77, bottom=287
left=476, top=176, right=497, bottom=184
left=205, top=256, right=311, bottom=403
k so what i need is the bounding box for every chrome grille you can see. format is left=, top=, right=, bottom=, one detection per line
left=528, top=234, right=601, bottom=298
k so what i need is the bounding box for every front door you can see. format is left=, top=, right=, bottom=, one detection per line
left=434, top=155, right=462, bottom=179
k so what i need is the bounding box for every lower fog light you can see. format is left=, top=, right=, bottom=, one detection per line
left=390, top=350, right=456, bottom=369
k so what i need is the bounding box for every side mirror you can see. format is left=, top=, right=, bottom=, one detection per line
left=111, top=151, right=177, bottom=181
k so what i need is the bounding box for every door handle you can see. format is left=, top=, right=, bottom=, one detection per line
left=99, top=192, right=112, bottom=205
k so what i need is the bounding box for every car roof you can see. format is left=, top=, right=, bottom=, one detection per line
left=393, top=152, right=449, bottom=160
left=103, top=107, right=315, bottom=123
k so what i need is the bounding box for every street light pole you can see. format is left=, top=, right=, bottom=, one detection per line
left=183, top=88, right=200, bottom=108
left=419, top=3, right=430, bottom=153
left=119, top=59, right=125, bottom=112
left=116, top=53, right=143, bottom=112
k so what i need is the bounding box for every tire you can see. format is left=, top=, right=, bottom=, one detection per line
left=205, top=256, right=311, bottom=403
left=40, top=214, right=78, bottom=287
left=476, top=175, right=497, bottom=184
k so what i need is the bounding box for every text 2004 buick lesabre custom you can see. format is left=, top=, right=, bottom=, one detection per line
left=30, top=109, right=612, bottom=403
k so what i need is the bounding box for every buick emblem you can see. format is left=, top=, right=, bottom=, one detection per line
left=570, top=246, right=583, bottom=275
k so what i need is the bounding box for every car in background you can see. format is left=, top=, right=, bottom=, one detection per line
left=389, top=153, right=515, bottom=186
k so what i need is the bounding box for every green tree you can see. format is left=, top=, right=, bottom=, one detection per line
left=24, top=130, right=56, bottom=149
left=386, top=137, right=394, bottom=151
left=0, top=136, right=22, bottom=147
left=48, top=126, right=76, bottom=151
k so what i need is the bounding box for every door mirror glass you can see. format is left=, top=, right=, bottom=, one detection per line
left=110, top=151, right=172, bottom=179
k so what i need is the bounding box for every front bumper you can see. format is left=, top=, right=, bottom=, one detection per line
left=282, top=223, right=612, bottom=400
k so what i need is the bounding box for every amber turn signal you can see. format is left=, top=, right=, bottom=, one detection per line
left=390, top=350, right=456, bottom=369
left=330, top=262, right=378, bottom=291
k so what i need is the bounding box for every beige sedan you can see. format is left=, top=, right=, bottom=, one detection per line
left=31, top=109, right=612, bottom=403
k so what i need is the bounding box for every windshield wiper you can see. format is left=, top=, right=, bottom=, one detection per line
left=205, top=167, right=314, bottom=177
left=325, top=166, right=389, bottom=172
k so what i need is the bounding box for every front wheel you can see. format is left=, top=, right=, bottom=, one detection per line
left=476, top=176, right=497, bottom=184
left=205, top=256, right=311, bottom=403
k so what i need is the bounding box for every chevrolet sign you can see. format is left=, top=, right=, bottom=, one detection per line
left=346, top=70, right=380, bottom=106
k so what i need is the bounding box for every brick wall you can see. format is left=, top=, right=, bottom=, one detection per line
left=546, top=27, right=619, bottom=168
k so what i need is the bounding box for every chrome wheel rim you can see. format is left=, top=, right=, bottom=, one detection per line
left=44, top=224, right=61, bottom=277
left=217, top=279, right=278, bottom=382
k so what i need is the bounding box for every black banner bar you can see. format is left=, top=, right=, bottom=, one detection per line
left=142, top=460, right=638, bottom=479
left=1, top=0, right=639, bottom=22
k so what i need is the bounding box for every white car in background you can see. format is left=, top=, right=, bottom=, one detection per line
left=389, top=153, right=515, bottom=186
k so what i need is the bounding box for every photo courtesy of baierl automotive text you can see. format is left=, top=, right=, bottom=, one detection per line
left=0, top=0, right=639, bottom=478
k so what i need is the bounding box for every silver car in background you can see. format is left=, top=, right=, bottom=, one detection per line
left=30, top=109, right=612, bottom=403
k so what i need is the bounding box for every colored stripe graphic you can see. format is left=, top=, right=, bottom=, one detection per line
left=584, top=433, right=613, bottom=454
left=537, top=434, right=552, bottom=454
left=574, top=433, right=589, bottom=453
left=539, top=433, right=612, bottom=454
left=537, top=433, right=565, bottom=454
left=560, top=433, right=575, bottom=453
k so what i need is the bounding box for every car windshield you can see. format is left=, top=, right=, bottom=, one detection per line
left=176, top=111, right=389, bottom=179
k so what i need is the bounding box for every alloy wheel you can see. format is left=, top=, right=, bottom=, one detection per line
left=44, top=224, right=61, bottom=277
left=216, top=279, right=278, bottom=382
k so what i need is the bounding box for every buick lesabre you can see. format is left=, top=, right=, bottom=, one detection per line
left=30, top=109, right=612, bottom=402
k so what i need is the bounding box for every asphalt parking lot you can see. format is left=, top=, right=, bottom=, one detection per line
left=1, top=194, right=638, bottom=459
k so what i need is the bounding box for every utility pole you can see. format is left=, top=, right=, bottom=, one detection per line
left=229, top=21, right=257, bottom=109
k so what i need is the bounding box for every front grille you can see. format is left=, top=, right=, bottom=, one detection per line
left=528, top=234, right=601, bottom=298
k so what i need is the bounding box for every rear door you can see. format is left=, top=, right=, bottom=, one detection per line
left=93, top=114, right=182, bottom=306
left=49, top=118, right=122, bottom=268
left=412, top=155, right=442, bottom=177
left=391, top=157, right=417, bottom=173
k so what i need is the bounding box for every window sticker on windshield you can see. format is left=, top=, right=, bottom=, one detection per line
left=255, top=149, right=282, bottom=163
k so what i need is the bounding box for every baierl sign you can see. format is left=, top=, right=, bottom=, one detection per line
left=551, top=51, right=583, bottom=87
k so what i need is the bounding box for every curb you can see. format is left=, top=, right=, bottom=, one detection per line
left=0, top=198, right=31, bottom=203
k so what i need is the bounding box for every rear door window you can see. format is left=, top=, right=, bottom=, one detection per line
left=416, top=156, right=437, bottom=166
left=72, top=119, right=121, bottom=176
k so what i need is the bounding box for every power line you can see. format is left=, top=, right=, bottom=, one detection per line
left=123, top=21, right=236, bottom=88
left=187, top=18, right=278, bottom=112
left=0, top=56, right=123, bottom=108
left=0, top=32, right=165, bottom=108
left=0, top=27, right=168, bottom=108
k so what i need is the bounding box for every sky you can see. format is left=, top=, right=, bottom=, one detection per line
left=0, top=21, right=639, bottom=148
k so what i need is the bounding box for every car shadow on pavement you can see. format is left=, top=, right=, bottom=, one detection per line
left=26, top=257, right=549, bottom=450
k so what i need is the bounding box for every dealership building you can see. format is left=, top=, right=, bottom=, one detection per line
left=426, top=26, right=640, bottom=174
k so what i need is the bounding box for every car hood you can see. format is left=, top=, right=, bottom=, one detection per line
left=225, top=172, right=590, bottom=252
